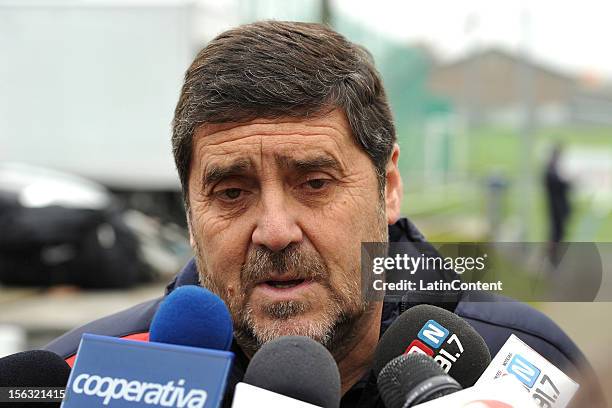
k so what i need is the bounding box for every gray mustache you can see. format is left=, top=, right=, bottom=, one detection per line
left=240, top=244, right=328, bottom=285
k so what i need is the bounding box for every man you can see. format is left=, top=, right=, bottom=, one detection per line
left=544, top=144, right=572, bottom=265
left=46, top=21, right=605, bottom=407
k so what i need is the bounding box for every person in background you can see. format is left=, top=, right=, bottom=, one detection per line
left=544, top=144, right=572, bottom=265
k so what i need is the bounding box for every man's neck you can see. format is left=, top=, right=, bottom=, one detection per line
left=334, top=301, right=383, bottom=395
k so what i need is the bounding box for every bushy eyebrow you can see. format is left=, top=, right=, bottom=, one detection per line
left=275, top=154, right=343, bottom=175
left=201, top=154, right=343, bottom=189
left=202, top=159, right=253, bottom=187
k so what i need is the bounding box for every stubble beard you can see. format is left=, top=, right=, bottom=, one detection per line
left=193, top=202, right=388, bottom=358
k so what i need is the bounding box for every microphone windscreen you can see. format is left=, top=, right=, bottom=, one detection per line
left=0, top=349, right=70, bottom=387
left=378, top=353, right=461, bottom=408
left=0, top=349, right=70, bottom=407
left=244, top=336, right=341, bottom=408
left=149, top=285, right=233, bottom=351
left=374, top=304, right=490, bottom=388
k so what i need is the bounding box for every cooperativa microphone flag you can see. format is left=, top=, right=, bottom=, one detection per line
left=61, top=334, right=233, bottom=408
left=61, top=286, right=236, bottom=408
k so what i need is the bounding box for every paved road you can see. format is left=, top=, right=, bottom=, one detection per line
left=0, top=282, right=166, bottom=351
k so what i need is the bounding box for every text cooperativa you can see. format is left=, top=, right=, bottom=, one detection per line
left=70, top=374, right=207, bottom=407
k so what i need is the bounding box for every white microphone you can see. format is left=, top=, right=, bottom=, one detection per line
left=231, top=383, right=320, bottom=408
left=413, top=376, right=537, bottom=407
left=475, top=334, right=579, bottom=408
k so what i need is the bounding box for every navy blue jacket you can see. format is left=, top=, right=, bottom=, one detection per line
left=45, top=218, right=605, bottom=407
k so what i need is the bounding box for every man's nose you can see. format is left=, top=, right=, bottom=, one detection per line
left=251, top=192, right=303, bottom=252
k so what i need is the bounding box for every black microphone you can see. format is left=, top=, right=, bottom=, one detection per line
left=242, top=336, right=341, bottom=408
left=374, top=304, right=491, bottom=388
left=0, top=349, right=71, bottom=407
left=378, top=353, right=462, bottom=408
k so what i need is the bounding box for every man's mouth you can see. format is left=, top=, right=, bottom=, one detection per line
left=263, top=278, right=305, bottom=289
left=251, top=276, right=316, bottom=299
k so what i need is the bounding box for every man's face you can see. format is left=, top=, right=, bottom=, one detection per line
left=187, top=109, right=393, bottom=354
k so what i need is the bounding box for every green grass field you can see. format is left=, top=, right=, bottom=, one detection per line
left=400, top=125, right=612, bottom=242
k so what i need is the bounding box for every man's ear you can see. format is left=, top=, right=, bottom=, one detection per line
left=189, top=228, right=196, bottom=250
left=385, top=143, right=403, bottom=225
left=186, top=210, right=196, bottom=250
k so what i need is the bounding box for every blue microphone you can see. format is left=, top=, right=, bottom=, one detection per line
left=150, top=285, right=234, bottom=351
left=62, top=285, right=234, bottom=408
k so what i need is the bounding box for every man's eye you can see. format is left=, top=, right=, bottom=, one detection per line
left=220, top=188, right=243, bottom=200
left=305, top=179, right=328, bottom=190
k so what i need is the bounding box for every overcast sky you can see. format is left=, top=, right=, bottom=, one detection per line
left=334, top=0, right=612, bottom=80
left=75, top=0, right=612, bottom=80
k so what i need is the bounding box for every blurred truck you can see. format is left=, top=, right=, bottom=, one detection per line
left=0, top=0, right=197, bottom=223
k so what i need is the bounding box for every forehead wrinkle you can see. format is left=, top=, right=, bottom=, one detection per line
left=194, top=112, right=352, bottom=149
left=198, top=130, right=350, bottom=169
left=194, top=136, right=260, bottom=175
left=191, top=111, right=358, bottom=181
left=198, top=125, right=348, bottom=148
